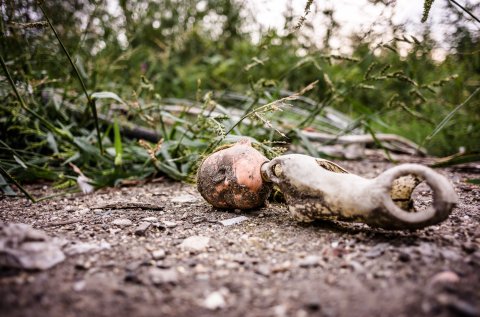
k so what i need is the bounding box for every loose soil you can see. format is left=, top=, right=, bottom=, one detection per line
left=1, top=157, right=479, bottom=317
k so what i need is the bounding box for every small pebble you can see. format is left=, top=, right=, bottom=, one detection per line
left=436, top=294, right=479, bottom=317
left=430, top=271, right=460, bottom=285
left=142, top=217, right=159, bottom=222
left=271, top=261, right=291, bottom=273
left=171, top=194, right=198, bottom=203
left=462, top=242, right=477, bottom=254
left=112, top=218, right=133, bottom=227
left=149, top=268, right=178, bottom=285
left=203, top=291, right=226, bottom=310
left=447, top=299, right=479, bottom=317
left=298, top=255, right=321, bottom=268
left=152, top=249, right=166, bottom=260
left=75, top=260, right=92, bottom=270
left=219, top=216, right=249, bottom=226
left=72, top=280, right=86, bottom=292
left=398, top=252, right=411, bottom=262
left=124, top=271, right=142, bottom=284
left=365, top=243, right=388, bottom=258
left=78, top=208, right=90, bottom=215
left=180, top=235, right=210, bottom=252
left=134, top=222, right=151, bottom=236
left=63, top=206, right=75, bottom=213
left=255, top=265, right=271, bottom=277
left=163, top=220, right=177, bottom=228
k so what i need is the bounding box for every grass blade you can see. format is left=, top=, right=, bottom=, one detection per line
left=448, top=0, right=480, bottom=24
left=39, top=3, right=103, bottom=154
left=466, top=179, right=480, bottom=185
left=0, top=164, right=36, bottom=202
left=91, top=91, right=127, bottom=105
left=0, top=54, right=72, bottom=141
left=426, top=87, right=480, bottom=141
left=113, top=117, right=123, bottom=166
left=0, top=174, right=16, bottom=196
left=431, top=152, right=480, bottom=167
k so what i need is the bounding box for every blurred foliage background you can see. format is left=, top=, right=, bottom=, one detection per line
left=0, top=0, right=479, bottom=197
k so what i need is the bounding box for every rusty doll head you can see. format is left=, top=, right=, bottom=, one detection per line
left=197, top=140, right=456, bottom=230
left=197, top=139, right=272, bottom=209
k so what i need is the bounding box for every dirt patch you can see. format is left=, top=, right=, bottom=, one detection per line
left=1, top=158, right=479, bottom=317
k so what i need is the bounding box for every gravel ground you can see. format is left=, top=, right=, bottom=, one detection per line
left=0, top=157, right=479, bottom=317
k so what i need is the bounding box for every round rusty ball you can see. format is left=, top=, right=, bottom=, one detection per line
left=197, top=139, right=272, bottom=209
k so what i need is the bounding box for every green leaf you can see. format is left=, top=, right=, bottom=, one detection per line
left=91, top=91, right=127, bottom=105
left=46, top=132, right=59, bottom=154
left=466, top=179, right=480, bottom=185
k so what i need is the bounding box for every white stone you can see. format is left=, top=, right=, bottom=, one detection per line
left=180, top=235, right=210, bottom=252
left=219, top=216, right=249, bottom=226
left=152, top=249, right=166, bottom=260
left=141, top=217, right=159, bottom=222
left=171, top=194, right=198, bottom=203
left=162, top=220, right=177, bottom=228
left=203, top=291, right=226, bottom=310
left=64, top=240, right=111, bottom=255
left=112, top=218, right=133, bottom=227
left=149, top=268, right=178, bottom=285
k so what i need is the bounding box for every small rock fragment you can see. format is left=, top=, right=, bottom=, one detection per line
left=180, top=235, right=210, bottom=252
left=149, top=267, right=178, bottom=285
left=232, top=254, right=255, bottom=265
left=298, top=255, right=321, bottom=268
left=398, top=251, right=411, bottom=262
left=124, top=271, right=143, bottom=284
left=162, top=220, right=177, bottom=228
left=441, top=249, right=461, bottom=261
left=78, top=207, right=90, bottom=215
left=272, top=261, right=292, bottom=273
left=0, top=223, right=65, bottom=270
left=152, top=249, right=166, bottom=260
left=172, top=194, right=198, bottom=203
left=72, top=280, right=86, bottom=292
left=447, top=299, right=479, bottom=317
left=135, top=222, right=151, bottom=236
left=346, top=260, right=364, bottom=272
left=75, top=259, right=92, bottom=270
left=125, top=260, right=143, bottom=272
left=203, top=291, right=226, bottom=310
left=417, top=242, right=435, bottom=257
left=141, top=217, right=159, bottom=222
left=64, top=240, right=111, bottom=255
left=112, top=218, right=133, bottom=227
left=303, top=297, right=321, bottom=311
left=63, top=206, right=75, bottom=213
left=273, top=304, right=288, bottom=317
left=430, top=271, right=460, bottom=285
left=219, top=216, right=249, bottom=226
left=436, top=294, right=479, bottom=317
left=365, top=243, right=388, bottom=258
left=255, top=265, right=271, bottom=277
left=462, top=242, right=477, bottom=254
left=109, top=228, right=121, bottom=235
